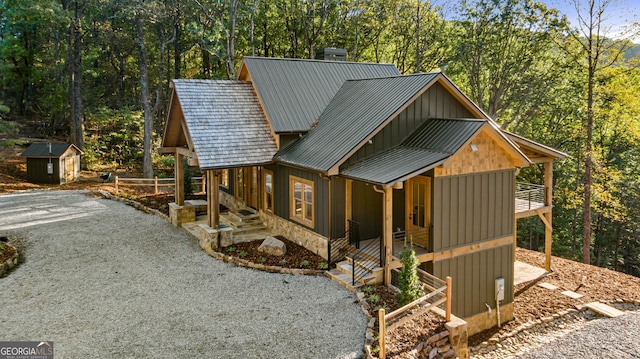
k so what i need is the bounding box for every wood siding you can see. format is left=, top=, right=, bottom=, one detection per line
left=26, top=158, right=62, bottom=184
left=432, top=170, right=515, bottom=251
left=345, top=83, right=476, bottom=166
left=430, top=243, right=514, bottom=319
left=352, top=181, right=383, bottom=240
left=331, top=176, right=347, bottom=238
left=271, top=164, right=330, bottom=236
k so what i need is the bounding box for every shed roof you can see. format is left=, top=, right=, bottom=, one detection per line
left=340, top=119, right=485, bottom=185
left=170, top=79, right=277, bottom=169
left=21, top=143, right=82, bottom=158
left=276, top=73, right=439, bottom=173
left=240, top=57, right=400, bottom=133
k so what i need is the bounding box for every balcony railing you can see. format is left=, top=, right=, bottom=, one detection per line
left=515, top=182, right=546, bottom=213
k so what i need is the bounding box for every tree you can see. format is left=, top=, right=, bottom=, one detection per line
left=563, top=0, right=633, bottom=264
left=65, top=0, right=88, bottom=154
left=396, top=238, right=424, bottom=306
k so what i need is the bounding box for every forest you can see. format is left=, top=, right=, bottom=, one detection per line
left=0, top=0, right=639, bottom=277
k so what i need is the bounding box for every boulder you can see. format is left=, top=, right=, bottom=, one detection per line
left=258, top=236, right=287, bottom=256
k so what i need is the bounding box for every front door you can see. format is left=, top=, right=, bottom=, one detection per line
left=406, top=176, right=431, bottom=248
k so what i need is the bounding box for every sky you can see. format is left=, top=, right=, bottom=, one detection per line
left=433, top=0, right=640, bottom=41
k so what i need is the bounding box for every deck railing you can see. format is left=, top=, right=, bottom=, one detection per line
left=515, top=182, right=545, bottom=212
left=114, top=176, right=205, bottom=194
left=379, top=269, right=451, bottom=359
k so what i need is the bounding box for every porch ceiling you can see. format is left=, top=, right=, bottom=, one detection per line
left=340, top=147, right=448, bottom=186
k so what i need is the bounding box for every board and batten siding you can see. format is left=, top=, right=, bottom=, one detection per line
left=345, top=82, right=476, bottom=166
left=271, top=164, right=330, bottom=237
left=430, top=169, right=515, bottom=318
left=432, top=170, right=515, bottom=250
left=431, top=244, right=514, bottom=319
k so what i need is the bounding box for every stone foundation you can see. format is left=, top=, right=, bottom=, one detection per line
left=465, top=302, right=514, bottom=336
left=169, top=202, right=195, bottom=228
left=219, top=191, right=329, bottom=260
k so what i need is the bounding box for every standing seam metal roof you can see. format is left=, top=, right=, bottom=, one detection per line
left=172, top=79, right=277, bottom=169
left=339, top=119, right=485, bottom=185
left=276, top=73, right=440, bottom=172
left=241, top=57, right=401, bottom=133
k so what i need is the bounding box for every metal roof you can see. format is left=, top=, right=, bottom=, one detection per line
left=276, top=73, right=440, bottom=172
left=241, top=57, right=400, bottom=133
left=339, top=118, right=485, bottom=185
left=172, top=79, right=277, bottom=169
left=21, top=143, right=82, bottom=157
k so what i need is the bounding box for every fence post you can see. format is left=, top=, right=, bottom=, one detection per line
left=154, top=176, right=158, bottom=193
left=446, top=276, right=452, bottom=322
left=378, top=308, right=386, bottom=359
left=115, top=176, right=119, bottom=192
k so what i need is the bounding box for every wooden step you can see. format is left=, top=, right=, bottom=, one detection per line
left=326, top=268, right=361, bottom=291
left=586, top=302, right=626, bottom=318
left=228, top=210, right=260, bottom=223
left=336, top=261, right=376, bottom=285
left=345, top=254, right=380, bottom=271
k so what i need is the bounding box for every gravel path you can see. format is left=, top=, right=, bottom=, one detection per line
left=472, top=308, right=640, bottom=359
left=0, top=190, right=367, bottom=359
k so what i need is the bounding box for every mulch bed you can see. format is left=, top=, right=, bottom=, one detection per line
left=220, top=236, right=327, bottom=270
left=0, top=239, right=16, bottom=265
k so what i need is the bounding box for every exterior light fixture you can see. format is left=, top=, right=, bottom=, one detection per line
left=470, top=144, right=478, bottom=152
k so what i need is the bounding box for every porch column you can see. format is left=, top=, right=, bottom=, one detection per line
left=544, top=160, right=553, bottom=271
left=383, top=186, right=393, bottom=286
left=175, top=152, right=184, bottom=206
left=207, top=169, right=219, bottom=229
left=345, top=179, right=352, bottom=229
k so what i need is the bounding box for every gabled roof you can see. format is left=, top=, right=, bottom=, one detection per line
left=21, top=143, right=83, bottom=157
left=341, top=119, right=485, bottom=185
left=163, top=80, right=277, bottom=169
left=239, top=57, right=401, bottom=133
left=276, top=73, right=440, bottom=173
left=503, top=131, right=568, bottom=163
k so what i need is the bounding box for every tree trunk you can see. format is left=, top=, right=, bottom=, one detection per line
left=135, top=13, right=153, bottom=179
left=69, top=1, right=87, bottom=163
left=173, top=0, right=181, bottom=79
left=582, top=47, right=595, bottom=265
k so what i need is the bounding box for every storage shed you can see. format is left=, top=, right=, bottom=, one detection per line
left=21, top=143, right=83, bottom=184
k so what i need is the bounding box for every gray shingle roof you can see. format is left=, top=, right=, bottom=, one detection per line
left=276, top=73, right=440, bottom=173
left=241, top=57, right=400, bottom=133
left=21, top=143, right=81, bottom=157
left=172, top=80, right=277, bottom=169
left=339, top=119, right=485, bottom=185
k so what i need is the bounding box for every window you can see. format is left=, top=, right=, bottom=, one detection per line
left=263, top=169, right=274, bottom=213
left=219, top=169, right=229, bottom=189
left=290, top=176, right=314, bottom=227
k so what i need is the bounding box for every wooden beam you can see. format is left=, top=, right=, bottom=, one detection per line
left=383, top=186, right=393, bottom=285
left=157, top=146, right=197, bottom=158
left=432, top=236, right=513, bottom=262
left=536, top=210, right=552, bottom=229
left=544, top=160, right=553, bottom=272
left=175, top=152, right=184, bottom=206
left=515, top=205, right=551, bottom=219
left=207, top=170, right=219, bottom=228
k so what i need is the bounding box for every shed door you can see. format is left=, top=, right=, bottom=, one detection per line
left=406, top=176, right=431, bottom=248
left=64, top=156, right=75, bottom=182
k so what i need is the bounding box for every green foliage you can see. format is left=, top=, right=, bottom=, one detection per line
left=300, top=259, right=310, bottom=267
left=367, top=294, right=379, bottom=304
left=183, top=158, right=197, bottom=196
left=227, top=246, right=236, bottom=253
left=84, top=108, right=144, bottom=170
left=318, top=262, right=328, bottom=270
left=362, top=285, right=373, bottom=294
left=279, top=259, right=288, bottom=266
left=258, top=257, right=267, bottom=264
left=396, top=239, right=424, bottom=306
left=239, top=251, right=248, bottom=257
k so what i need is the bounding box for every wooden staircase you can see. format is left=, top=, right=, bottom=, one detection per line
left=326, top=241, right=383, bottom=290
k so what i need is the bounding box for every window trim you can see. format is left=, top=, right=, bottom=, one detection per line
left=289, top=175, right=314, bottom=228
left=263, top=169, right=274, bottom=213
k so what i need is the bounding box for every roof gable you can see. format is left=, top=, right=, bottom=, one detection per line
left=161, top=80, right=277, bottom=169
left=239, top=57, right=400, bottom=132
left=276, top=73, right=440, bottom=173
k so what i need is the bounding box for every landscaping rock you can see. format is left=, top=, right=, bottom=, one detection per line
left=258, top=236, right=287, bottom=256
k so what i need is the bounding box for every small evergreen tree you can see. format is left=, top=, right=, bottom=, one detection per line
left=396, top=237, right=424, bottom=306
left=183, top=158, right=195, bottom=196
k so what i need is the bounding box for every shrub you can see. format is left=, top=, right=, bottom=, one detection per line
left=396, top=238, right=424, bottom=306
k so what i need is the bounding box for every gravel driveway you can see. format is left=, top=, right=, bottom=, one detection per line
left=0, top=190, right=367, bottom=359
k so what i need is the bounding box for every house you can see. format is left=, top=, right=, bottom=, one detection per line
left=159, top=55, right=566, bottom=335
left=21, top=143, right=83, bottom=184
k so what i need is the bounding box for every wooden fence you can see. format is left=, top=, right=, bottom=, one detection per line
left=378, top=272, right=451, bottom=359
left=114, top=176, right=205, bottom=194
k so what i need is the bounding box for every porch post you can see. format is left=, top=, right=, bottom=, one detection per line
left=175, top=152, right=184, bottom=206
left=544, top=160, right=553, bottom=271
left=345, top=179, right=352, bottom=229
left=383, top=186, right=393, bottom=286
left=207, top=169, right=219, bottom=229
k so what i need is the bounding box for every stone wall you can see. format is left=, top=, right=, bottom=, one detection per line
left=219, top=191, right=329, bottom=260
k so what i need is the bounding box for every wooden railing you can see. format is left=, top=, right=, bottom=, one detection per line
left=378, top=270, right=451, bottom=359
left=114, top=176, right=205, bottom=194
